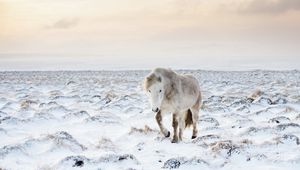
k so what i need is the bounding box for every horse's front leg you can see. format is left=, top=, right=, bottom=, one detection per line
left=155, top=111, right=170, bottom=137
left=178, top=116, right=185, bottom=141
left=171, top=113, right=179, bottom=143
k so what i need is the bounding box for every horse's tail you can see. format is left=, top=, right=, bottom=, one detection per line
left=185, top=109, right=193, bottom=128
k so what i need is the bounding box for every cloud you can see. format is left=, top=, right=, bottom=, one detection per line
left=45, top=18, right=79, bottom=29
left=239, top=0, right=300, bottom=14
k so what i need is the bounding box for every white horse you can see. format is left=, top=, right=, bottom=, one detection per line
left=144, top=68, right=202, bottom=143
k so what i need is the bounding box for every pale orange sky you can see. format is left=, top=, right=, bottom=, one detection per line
left=0, top=0, right=300, bottom=70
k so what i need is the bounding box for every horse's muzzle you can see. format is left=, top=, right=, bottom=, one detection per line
left=152, top=108, right=159, bottom=113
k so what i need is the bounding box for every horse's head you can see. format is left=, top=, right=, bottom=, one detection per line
left=144, top=73, right=164, bottom=113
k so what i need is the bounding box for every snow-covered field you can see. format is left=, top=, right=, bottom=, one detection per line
left=0, top=70, right=300, bottom=170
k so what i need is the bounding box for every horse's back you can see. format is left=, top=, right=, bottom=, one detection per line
left=183, top=74, right=198, bottom=82
left=180, top=74, right=200, bottom=89
left=177, top=74, right=200, bottom=99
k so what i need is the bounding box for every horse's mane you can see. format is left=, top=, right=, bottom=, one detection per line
left=144, top=73, right=160, bottom=90
left=144, top=68, right=173, bottom=90
left=144, top=68, right=178, bottom=101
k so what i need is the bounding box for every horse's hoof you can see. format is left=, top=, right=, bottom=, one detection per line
left=191, top=135, right=197, bottom=139
left=165, top=131, right=170, bottom=138
left=171, top=139, right=178, bottom=143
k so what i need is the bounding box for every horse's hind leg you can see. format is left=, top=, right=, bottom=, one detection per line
left=155, top=111, right=170, bottom=137
left=190, top=108, right=199, bottom=139
left=171, top=113, right=179, bottom=143
left=191, top=95, right=201, bottom=139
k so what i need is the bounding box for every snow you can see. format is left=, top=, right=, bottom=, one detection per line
left=0, top=70, right=300, bottom=170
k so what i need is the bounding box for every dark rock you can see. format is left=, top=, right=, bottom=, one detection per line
left=98, top=154, right=139, bottom=164
left=48, top=131, right=87, bottom=152
left=246, top=98, right=254, bottom=103
left=0, top=116, right=23, bottom=124
left=244, top=127, right=272, bottom=135
left=63, top=110, right=90, bottom=119
left=210, top=140, right=240, bottom=157
left=162, top=157, right=209, bottom=169
left=163, top=158, right=181, bottom=169
left=199, top=117, right=220, bottom=127
left=249, top=154, right=267, bottom=161
left=208, top=95, right=223, bottom=102
left=66, top=81, right=76, bottom=85
left=269, top=116, right=290, bottom=124
left=230, top=98, right=251, bottom=107
left=59, top=155, right=90, bottom=167
left=73, top=160, right=84, bottom=167
left=272, top=98, right=288, bottom=105
left=92, top=95, right=101, bottom=100
left=256, top=97, right=272, bottom=105
left=276, top=134, right=300, bottom=145
left=193, top=134, right=220, bottom=144
left=0, top=145, right=25, bottom=158
left=236, top=105, right=250, bottom=113
left=276, top=123, right=300, bottom=131
left=102, top=97, right=111, bottom=104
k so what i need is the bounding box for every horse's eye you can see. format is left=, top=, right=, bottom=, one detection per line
left=159, top=90, right=162, bottom=93
left=148, top=90, right=151, bottom=93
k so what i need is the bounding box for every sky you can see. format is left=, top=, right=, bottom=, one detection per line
left=0, top=0, right=299, bottom=70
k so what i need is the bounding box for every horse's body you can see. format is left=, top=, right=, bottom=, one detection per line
left=144, top=68, right=202, bottom=143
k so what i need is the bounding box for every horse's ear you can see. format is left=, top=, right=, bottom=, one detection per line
left=157, top=76, right=162, bottom=82
left=146, top=74, right=154, bottom=81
